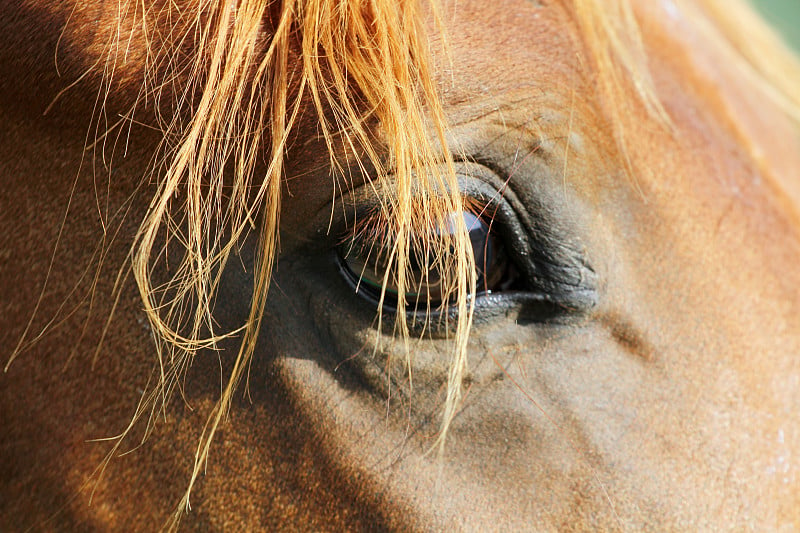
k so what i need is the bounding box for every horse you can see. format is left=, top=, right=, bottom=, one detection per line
left=2, top=0, right=800, bottom=529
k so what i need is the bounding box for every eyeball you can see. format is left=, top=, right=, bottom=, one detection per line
left=339, top=210, right=512, bottom=310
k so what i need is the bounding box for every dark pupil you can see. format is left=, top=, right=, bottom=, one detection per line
left=341, top=211, right=501, bottom=309
left=464, top=212, right=494, bottom=283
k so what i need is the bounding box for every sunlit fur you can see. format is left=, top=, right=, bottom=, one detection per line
left=12, top=0, right=797, bottom=528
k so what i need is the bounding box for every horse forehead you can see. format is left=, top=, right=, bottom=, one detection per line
left=442, top=0, right=800, bottom=199
left=430, top=1, right=581, bottom=103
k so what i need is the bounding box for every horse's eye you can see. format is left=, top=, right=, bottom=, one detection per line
left=339, top=211, right=515, bottom=310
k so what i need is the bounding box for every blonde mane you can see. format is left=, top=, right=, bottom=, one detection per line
left=11, top=0, right=798, bottom=528
left=122, top=1, right=475, bottom=527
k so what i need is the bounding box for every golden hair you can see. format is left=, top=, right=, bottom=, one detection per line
left=694, top=0, right=800, bottom=122
left=124, top=0, right=474, bottom=527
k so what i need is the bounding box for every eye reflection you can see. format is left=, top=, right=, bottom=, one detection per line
left=339, top=210, right=514, bottom=310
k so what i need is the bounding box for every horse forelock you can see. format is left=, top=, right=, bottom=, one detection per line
left=86, top=0, right=476, bottom=526
left=25, top=0, right=798, bottom=528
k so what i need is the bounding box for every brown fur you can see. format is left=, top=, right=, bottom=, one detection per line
left=2, top=0, right=800, bottom=529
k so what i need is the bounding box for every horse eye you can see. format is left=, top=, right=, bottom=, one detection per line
left=339, top=211, right=516, bottom=310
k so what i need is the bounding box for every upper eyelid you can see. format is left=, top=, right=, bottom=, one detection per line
left=321, top=162, right=522, bottom=246
left=341, top=196, right=502, bottom=248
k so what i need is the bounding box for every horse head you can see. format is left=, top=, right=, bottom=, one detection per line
left=2, top=0, right=799, bottom=529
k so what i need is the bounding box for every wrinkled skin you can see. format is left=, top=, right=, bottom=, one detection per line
left=2, top=0, right=800, bottom=530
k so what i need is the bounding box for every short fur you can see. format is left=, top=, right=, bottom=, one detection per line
left=7, top=0, right=800, bottom=528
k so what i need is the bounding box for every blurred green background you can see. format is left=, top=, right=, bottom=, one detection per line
left=753, top=0, right=800, bottom=52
